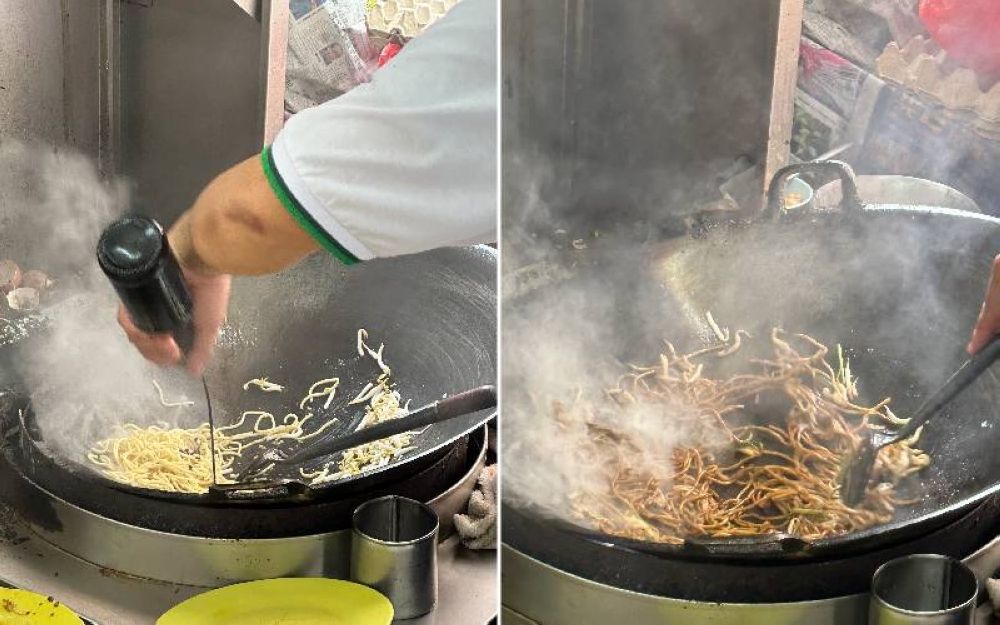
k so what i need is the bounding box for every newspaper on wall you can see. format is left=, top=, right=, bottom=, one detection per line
left=285, top=0, right=379, bottom=114
left=284, top=0, right=463, bottom=115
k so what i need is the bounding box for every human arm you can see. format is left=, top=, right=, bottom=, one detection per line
left=120, top=0, right=497, bottom=374
left=118, top=155, right=319, bottom=375
left=265, top=0, right=497, bottom=260
left=968, top=255, right=1000, bottom=355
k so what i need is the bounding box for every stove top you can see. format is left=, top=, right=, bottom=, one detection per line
left=502, top=532, right=1000, bottom=625
left=0, top=515, right=495, bottom=624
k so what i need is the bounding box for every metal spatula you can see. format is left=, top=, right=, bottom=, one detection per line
left=237, top=384, right=497, bottom=482
left=840, top=335, right=1000, bottom=505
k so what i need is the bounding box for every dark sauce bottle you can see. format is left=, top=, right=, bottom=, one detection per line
left=96, top=216, right=194, bottom=355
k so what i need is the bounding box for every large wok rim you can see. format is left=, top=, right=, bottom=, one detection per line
left=0, top=426, right=487, bottom=540
left=10, top=411, right=495, bottom=506
left=502, top=490, right=986, bottom=563
left=502, top=205, right=1000, bottom=308
left=502, top=204, right=1000, bottom=561
left=29, top=430, right=486, bottom=543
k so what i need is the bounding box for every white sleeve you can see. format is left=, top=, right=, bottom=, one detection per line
left=263, top=0, right=497, bottom=264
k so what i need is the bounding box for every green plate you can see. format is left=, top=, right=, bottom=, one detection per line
left=157, top=578, right=393, bottom=625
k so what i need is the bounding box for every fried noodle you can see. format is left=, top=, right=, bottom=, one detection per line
left=559, top=328, right=930, bottom=544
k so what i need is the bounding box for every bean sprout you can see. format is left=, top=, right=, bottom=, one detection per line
left=243, top=378, right=285, bottom=393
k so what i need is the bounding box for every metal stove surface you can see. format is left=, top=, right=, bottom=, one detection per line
left=502, top=534, right=1000, bottom=625
left=0, top=515, right=495, bottom=624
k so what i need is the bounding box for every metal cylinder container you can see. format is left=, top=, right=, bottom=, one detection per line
left=870, top=555, right=978, bottom=625
left=351, top=495, right=440, bottom=619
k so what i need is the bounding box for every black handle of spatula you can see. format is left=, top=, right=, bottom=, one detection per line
left=96, top=215, right=195, bottom=356
left=683, top=533, right=812, bottom=557
left=281, top=384, right=497, bottom=468
left=896, top=335, right=1000, bottom=441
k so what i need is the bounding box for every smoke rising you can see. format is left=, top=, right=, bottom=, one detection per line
left=500, top=148, right=727, bottom=522
left=0, top=141, right=201, bottom=465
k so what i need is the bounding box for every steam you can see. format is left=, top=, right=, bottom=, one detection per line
left=0, top=141, right=200, bottom=465
left=500, top=151, right=723, bottom=523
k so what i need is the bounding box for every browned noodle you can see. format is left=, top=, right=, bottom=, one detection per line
left=557, top=328, right=930, bottom=544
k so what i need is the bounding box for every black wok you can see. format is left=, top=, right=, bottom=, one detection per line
left=3, top=245, right=496, bottom=506
left=503, top=162, right=1000, bottom=561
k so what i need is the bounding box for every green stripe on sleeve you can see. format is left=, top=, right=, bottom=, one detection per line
left=260, top=146, right=360, bottom=266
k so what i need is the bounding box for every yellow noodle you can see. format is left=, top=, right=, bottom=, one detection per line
left=87, top=410, right=317, bottom=493
left=88, top=329, right=415, bottom=493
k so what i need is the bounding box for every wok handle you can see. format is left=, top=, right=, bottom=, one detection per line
left=765, top=161, right=863, bottom=220
left=683, top=533, right=812, bottom=556
left=207, top=480, right=313, bottom=501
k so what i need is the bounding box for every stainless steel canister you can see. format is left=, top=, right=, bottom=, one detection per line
left=870, top=554, right=978, bottom=625
left=351, top=495, right=440, bottom=619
